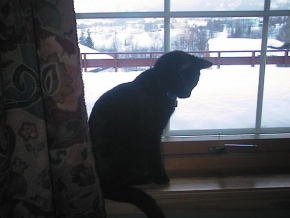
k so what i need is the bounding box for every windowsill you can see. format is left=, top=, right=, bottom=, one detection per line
left=106, top=134, right=290, bottom=214
left=104, top=135, right=290, bottom=215
left=162, top=133, right=290, bottom=142
left=105, top=174, right=290, bottom=215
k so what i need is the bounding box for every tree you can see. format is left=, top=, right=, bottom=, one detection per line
left=111, top=34, right=120, bottom=52
left=79, top=29, right=86, bottom=45
left=85, top=29, right=94, bottom=48
left=277, top=16, right=290, bottom=43
left=172, top=26, right=210, bottom=52
left=194, top=27, right=209, bottom=51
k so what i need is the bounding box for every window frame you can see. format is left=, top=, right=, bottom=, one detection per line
left=76, top=1, right=290, bottom=176
left=76, top=0, right=290, bottom=138
left=162, top=133, right=290, bottom=177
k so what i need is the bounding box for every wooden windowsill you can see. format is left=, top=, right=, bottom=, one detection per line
left=162, top=133, right=290, bottom=142
left=162, top=136, right=290, bottom=177
left=105, top=174, right=290, bottom=215
left=105, top=136, right=290, bottom=215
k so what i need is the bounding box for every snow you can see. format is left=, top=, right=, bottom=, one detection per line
left=79, top=44, right=114, bottom=72
left=78, top=44, right=114, bottom=59
left=268, top=39, right=284, bottom=47
left=82, top=65, right=290, bottom=132
left=208, top=38, right=286, bottom=57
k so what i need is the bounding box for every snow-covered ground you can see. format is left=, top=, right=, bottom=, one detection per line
left=82, top=65, right=290, bottom=131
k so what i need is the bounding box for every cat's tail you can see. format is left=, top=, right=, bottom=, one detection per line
left=101, top=183, right=165, bottom=218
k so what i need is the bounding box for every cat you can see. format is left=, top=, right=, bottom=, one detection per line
left=89, top=50, right=212, bottom=217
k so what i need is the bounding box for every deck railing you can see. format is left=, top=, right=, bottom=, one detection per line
left=80, top=50, right=290, bottom=72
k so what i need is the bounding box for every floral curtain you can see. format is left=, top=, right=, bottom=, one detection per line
left=0, top=0, right=105, bottom=217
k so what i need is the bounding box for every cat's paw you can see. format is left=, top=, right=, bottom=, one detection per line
left=154, top=174, right=170, bottom=184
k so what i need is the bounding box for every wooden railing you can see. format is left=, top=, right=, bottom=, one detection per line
left=80, top=50, right=290, bottom=72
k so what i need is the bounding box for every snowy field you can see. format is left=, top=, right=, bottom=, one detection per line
left=82, top=65, right=290, bottom=131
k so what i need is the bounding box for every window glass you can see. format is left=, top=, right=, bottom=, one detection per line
left=270, top=0, right=290, bottom=10
left=77, top=18, right=164, bottom=115
left=171, top=0, right=264, bottom=11
left=77, top=18, right=164, bottom=52
left=170, top=67, right=260, bottom=130
left=169, top=17, right=262, bottom=130
left=75, top=1, right=290, bottom=135
left=74, top=0, right=163, bottom=12
left=262, top=16, right=290, bottom=127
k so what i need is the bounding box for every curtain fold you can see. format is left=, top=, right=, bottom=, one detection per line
left=0, top=0, right=106, bottom=217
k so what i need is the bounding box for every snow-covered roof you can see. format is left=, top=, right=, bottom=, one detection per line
left=78, top=44, right=113, bottom=59
left=208, top=38, right=285, bottom=57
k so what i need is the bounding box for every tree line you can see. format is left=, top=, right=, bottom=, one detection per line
left=78, top=16, right=290, bottom=52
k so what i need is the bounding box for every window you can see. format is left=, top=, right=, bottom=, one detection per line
left=75, top=0, right=290, bottom=137
left=262, top=16, right=290, bottom=128
left=170, top=0, right=265, bottom=11
left=74, top=0, right=163, bottom=12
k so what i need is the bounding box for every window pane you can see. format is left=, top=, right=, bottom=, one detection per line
left=74, top=0, right=163, bottom=12
left=171, top=0, right=264, bottom=11
left=271, top=0, right=290, bottom=10
left=170, top=17, right=262, bottom=130
left=77, top=18, right=164, bottom=115
left=262, top=16, right=290, bottom=128
left=83, top=72, right=141, bottom=116
left=170, top=67, right=260, bottom=130
left=77, top=18, right=164, bottom=52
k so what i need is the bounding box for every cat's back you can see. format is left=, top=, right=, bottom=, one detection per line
left=89, top=80, right=147, bottom=137
left=91, top=81, right=140, bottom=113
left=89, top=70, right=176, bottom=137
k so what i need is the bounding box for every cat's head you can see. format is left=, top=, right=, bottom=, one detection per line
left=154, top=50, right=212, bottom=98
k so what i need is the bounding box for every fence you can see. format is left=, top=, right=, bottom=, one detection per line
left=80, top=50, right=290, bottom=72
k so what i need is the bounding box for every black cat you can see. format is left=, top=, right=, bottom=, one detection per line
left=89, top=50, right=212, bottom=217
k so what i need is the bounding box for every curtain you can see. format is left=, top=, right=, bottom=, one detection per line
left=0, top=0, right=106, bottom=217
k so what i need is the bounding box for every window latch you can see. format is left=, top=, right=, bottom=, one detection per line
left=208, top=144, right=257, bottom=154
